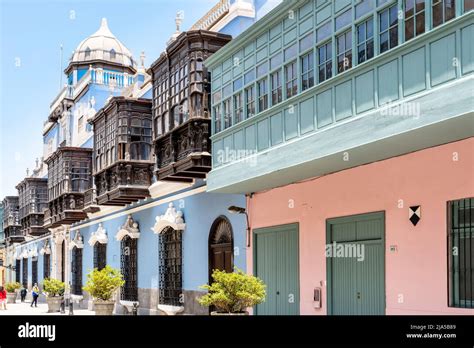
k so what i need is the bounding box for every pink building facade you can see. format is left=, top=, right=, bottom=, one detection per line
left=246, top=138, right=474, bottom=315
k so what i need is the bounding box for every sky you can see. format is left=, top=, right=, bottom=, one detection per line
left=0, top=0, right=218, bottom=198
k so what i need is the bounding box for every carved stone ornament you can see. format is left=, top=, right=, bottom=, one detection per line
left=40, top=240, right=51, bottom=255
left=116, top=215, right=140, bottom=241
left=88, top=223, right=108, bottom=246
left=151, top=203, right=185, bottom=234
left=69, top=231, right=84, bottom=250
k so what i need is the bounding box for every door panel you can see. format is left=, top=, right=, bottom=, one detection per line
left=254, top=224, right=299, bottom=315
left=332, top=251, right=358, bottom=315
left=357, top=241, right=384, bottom=315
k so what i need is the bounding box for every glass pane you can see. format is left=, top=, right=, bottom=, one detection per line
left=317, top=21, right=332, bottom=42
left=335, top=9, right=352, bottom=31
left=405, top=17, right=414, bottom=41
left=356, top=0, right=375, bottom=18
left=416, top=12, right=425, bottom=36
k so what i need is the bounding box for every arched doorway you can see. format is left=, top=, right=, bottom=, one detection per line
left=208, top=216, right=234, bottom=284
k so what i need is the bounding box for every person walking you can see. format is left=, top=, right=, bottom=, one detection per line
left=31, top=284, right=39, bottom=308
left=20, top=286, right=27, bottom=302
left=0, top=286, right=7, bottom=310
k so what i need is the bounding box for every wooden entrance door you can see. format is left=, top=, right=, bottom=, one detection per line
left=209, top=217, right=234, bottom=280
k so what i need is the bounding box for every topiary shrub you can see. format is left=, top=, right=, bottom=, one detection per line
left=83, top=265, right=125, bottom=302
left=43, top=278, right=65, bottom=297
left=5, top=282, right=21, bottom=293
left=198, top=268, right=266, bottom=313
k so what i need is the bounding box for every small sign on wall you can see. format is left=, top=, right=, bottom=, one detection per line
left=409, top=206, right=421, bottom=226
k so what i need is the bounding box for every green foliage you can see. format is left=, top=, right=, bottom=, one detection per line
left=198, top=268, right=266, bottom=313
left=4, top=282, right=21, bottom=293
left=83, top=266, right=125, bottom=302
left=42, top=278, right=65, bottom=297
left=43, top=278, right=65, bottom=297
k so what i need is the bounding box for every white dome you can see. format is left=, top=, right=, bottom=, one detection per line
left=71, top=18, right=136, bottom=69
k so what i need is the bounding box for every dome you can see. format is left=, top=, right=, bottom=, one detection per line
left=70, top=18, right=136, bottom=70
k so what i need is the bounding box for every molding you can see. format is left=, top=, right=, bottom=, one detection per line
left=151, top=203, right=185, bottom=234
left=210, top=1, right=256, bottom=32
left=115, top=215, right=140, bottom=241
left=40, top=240, right=52, bottom=255
left=28, top=247, right=38, bottom=258
left=69, top=231, right=84, bottom=250
left=88, top=223, right=108, bottom=246
left=148, top=180, right=194, bottom=199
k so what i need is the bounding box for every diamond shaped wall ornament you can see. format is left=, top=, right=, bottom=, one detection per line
left=409, top=206, right=421, bottom=226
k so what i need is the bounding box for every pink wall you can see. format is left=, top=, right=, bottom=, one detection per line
left=246, top=138, right=474, bottom=315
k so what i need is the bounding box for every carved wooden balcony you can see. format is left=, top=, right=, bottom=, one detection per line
left=16, top=177, right=49, bottom=236
left=83, top=188, right=100, bottom=213
left=90, top=97, right=153, bottom=206
left=44, top=147, right=92, bottom=228
left=2, top=196, right=24, bottom=244
left=154, top=118, right=211, bottom=181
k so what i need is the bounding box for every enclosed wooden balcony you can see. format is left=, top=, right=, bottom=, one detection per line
left=2, top=196, right=24, bottom=244
left=16, top=177, right=49, bottom=236
left=91, top=97, right=154, bottom=206
left=44, top=147, right=92, bottom=228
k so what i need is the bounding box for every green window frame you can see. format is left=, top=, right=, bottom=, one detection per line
left=337, top=30, right=352, bottom=73
left=404, top=0, right=426, bottom=41
left=432, top=0, right=456, bottom=28
left=233, top=92, right=243, bottom=124
left=257, top=78, right=269, bottom=112
left=223, top=98, right=232, bottom=129
left=285, top=61, right=298, bottom=99
left=301, top=51, right=315, bottom=91
left=357, top=18, right=374, bottom=64
left=245, top=85, right=256, bottom=118
left=379, top=4, right=399, bottom=54
left=271, top=70, right=282, bottom=106
left=318, top=41, right=332, bottom=83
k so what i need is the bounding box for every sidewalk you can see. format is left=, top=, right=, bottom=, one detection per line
left=0, top=300, right=95, bottom=315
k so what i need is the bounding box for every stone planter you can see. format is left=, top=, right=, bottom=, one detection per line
left=211, top=311, right=249, bottom=316
left=46, top=296, right=63, bottom=313
left=94, top=300, right=115, bottom=315
left=6, top=292, right=17, bottom=304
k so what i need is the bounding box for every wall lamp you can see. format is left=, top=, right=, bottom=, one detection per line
left=228, top=206, right=251, bottom=247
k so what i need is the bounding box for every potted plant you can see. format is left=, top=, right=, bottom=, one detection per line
left=198, top=268, right=266, bottom=315
left=83, top=265, right=124, bottom=315
left=4, top=282, right=21, bottom=304
left=43, top=278, right=65, bottom=313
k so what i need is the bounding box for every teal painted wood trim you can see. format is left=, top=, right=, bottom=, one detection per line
left=211, top=13, right=473, bottom=168
left=326, top=211, right=386, bottom=315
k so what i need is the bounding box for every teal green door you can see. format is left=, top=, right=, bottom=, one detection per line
left=327, top=212, right=385, bottom=315
left=254, top=223, right=299, bottom=315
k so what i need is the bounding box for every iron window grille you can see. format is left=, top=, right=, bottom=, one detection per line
left=71, top=246, right=83, bottom=295
left=32, top=259, right=38, bottom=286
left=93, top=242, right=107, bottom=271
left=15, top=259, right=21, bottom=283
left=159, top=227, right=183, bottom=307
left=448, top=197, right=473, bottom=308
left=22, top=258, right=28, bottom=288
left=121, top=236, right=138, bottom=301
left=61, top=240, right=65, bottom=282
left=43, top=254, right=50, bottom=279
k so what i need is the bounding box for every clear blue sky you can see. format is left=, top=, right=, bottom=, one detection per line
left=0, top=0, right=217, bottom=197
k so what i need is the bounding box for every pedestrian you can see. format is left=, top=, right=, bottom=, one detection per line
left=20, top=286, right=27, bottom=302
left=31, top=283, right=39, bottom=308
left=0, top=286, right=7, bottom=310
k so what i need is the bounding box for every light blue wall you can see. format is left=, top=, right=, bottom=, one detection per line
left=76, top=189, right=246, bottom=291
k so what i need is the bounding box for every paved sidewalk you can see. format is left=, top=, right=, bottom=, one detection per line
left=0, top=300, right=95, bottom=315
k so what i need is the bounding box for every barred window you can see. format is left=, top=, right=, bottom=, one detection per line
left=43, top=254, right=50, bottom=279
left=22, top=258, right=28, bottom=288
left=449, top=198, right=474, bottom=308
left=16, top=259, right=21, bottom=283
left=159, top=227, right=183, bottom=307
left=32, top=259, right=38, bottom=286
left=71, top=246, right=83, bottom=295
left=93, top=242, right=107, bottom=271
left=121, top=236, right=138, bottom=301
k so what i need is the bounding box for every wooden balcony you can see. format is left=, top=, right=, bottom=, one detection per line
left=94, top=161, right=154, bottom=205
left=83, top=188, right=100, bottom=213
left=154, top=118, right=211, bottom=182
left=16, top=177, right=48, bottom=236
left=4, top=226, right=24, bottom=244
left=43, top=193, right=88, bottom=228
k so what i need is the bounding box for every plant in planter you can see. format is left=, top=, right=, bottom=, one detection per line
left=83, top=265, right=125, bottom=315
left=4, top=282, right=21, bottom=304
left=198, top=268, right=266, bottom=315
left=43, top=278, right=65, bottom=313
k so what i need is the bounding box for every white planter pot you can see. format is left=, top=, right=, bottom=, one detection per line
left=94, top=300, right=115, bottom=315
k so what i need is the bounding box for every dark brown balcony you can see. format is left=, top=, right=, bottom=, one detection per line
left=44, top=147, right=92, bottom=228
left=16, top=177, right=49, bottom=236
left=2, top=196, right=24, bottom=244
left=83, top=188, right=100, bottom=213
left=90, top=97, right=154, bottom=206
left=154, top=118, right=211, bottom=181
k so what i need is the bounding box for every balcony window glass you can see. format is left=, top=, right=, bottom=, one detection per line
left=271, top=70, right=283, bottom=105
left=233, top=77, right=243, bottom=92
left=337, top=30, right=352, bottom=73
left=318, top=41, right=332, bottom=83
left=285, top=61, right=298, bottom=98
left=213, top=104, right=222, bottom=133
left=257, top=62, right=269, bottom=78
left=223, top=99, right=232, bottom=129
left=244, top=70, right=256, bottom=85
left=257, top=79, right=269, bottom=113
left=357, top=18, right=374, bottom=64
left=317, top=21, right=332, bottom=43
left=335, top=9, right=352, bottom=31
left=466, top=0, right=474, bottom=12
left=405, top=0, right=425, bottom=41
left=379, top=5, right=399, bottom=54
left=300, top=32, right=314, bottom=52
left=432, top=0, right=456, bottom=28
left=356, top=0, right=375, bottom=18
left=234, top=93, right=243, bottom=124
left=301, top=51, right=315, bottom=91
left=284, top=43, right=298, bottom=61
left=270, top=52, right=283, bottom=70
left=245, top=86, right=256, bottom=118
